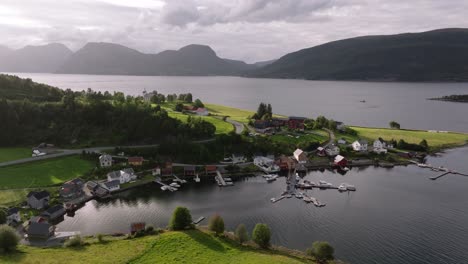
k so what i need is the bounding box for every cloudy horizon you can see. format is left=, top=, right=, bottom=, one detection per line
left=1, top=0, right=467, bottom=63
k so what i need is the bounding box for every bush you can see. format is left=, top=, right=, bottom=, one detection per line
left=169, top=206, right=193, bottom=230
left=208, top=214, right=225, bottom=236
left=252, top=223, right=271, bottom=249
left=0, top=225, right=20, bottom=252
left=64, top=235, right=84, bottom=248
left=307, top=241, right=334, bottom=262
left=235, top=224, right=249, bottom=244
left=145, top=225, right=155, bottom=235
left=0, top=210, right=6, bottom=225
left=96, top=233, right=105, bottom=243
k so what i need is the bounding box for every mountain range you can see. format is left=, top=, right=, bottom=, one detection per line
left=1, top=28, right=468, bottom=81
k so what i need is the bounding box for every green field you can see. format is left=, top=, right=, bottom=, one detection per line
left=0, top=155, right=94, bottom=189
left=0, top=231, right=312, bottom=264
left=205, top=103, right=256, bottom=124
left=271, top=131, right=329, bottom=145
left=350, top=126, right=468, bottom=150
left=0, top=148, right=31, bottom=163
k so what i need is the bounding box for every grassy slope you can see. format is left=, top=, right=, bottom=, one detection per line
left=0, top=156, right=94, bottom=189
left=0, top=148, right=31, bottom=163
left=351, top=126, right=468, bottom=150
left=270, top=132, right=328, bottom=145
left=205, top=103, right=256, bottom=124
left=0, top=231, right=311, bottom=264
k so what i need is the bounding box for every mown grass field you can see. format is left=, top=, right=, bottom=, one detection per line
left=0, top=148, right=31, bottom=163
left=270, top=131, right=329, bottom=145
left=350, top=126, right=468, bottom=150
left=205, top=103, right=256, bottom=124
left=0, top=231, right=313, bottom=264
left=0, top=155, right=94, bottom=189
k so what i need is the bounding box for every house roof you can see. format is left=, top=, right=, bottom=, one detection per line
left=335, top=155, right=346, bottom=162
left=28, top=222, right=52, bottom=236
left=317, top=147, right=324, bottom=151
left=128, top=157, right=144, bottom=163
left=86, top=181, right=99, bottom=188
left=205, top=165, right=217, bottom=171
left=99, top=154, right=112, bottom=160
left=294, top=149, right=304, bottom=156
left=289, top=116, right=307, bottom=120
left=27, top=191, right=50, bottom=200
left=104, top=180, right=120, bottom=189
left=354, top=139, right=368, bottom=145
left=108, top=168, right=135, bottom=179
left=195, top=108, right=208, bottom=112
left=7, top=207, right=20, bottom=215
left=42, top=205, right=64, bottom=215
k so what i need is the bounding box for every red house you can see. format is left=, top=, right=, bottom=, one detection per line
left=276, top=155, right=295, bottom=171
left=128, top=157, right=144, bottom=166
left=316, top=147, right=326, bottom=157
left=184, top=166, right=196, bottom=176
left=334, top=155, right=348, bottom=167
left=288, top=116, right=306, bottom=130
left=205, top=165, right=217, bottom=175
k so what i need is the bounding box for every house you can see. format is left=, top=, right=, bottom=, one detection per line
left=59, top=178, right=84, bottom=200
left=152, top=167, right=161, bottom=176
left=325, top=145, right=340, bottom=157
left=336, top=122, right=346, bottom=131
left=41, top=205, right=65, bottom=220
left=352, top=139, right=368, bottom=152
left=94, top=186, right=110, bottom=198
left=253, top=120, right=271, bottom=130
left=316, top=147, right=326, bottom=157
left=334, top=155, right=348, bottom=167
left=271, top=118, right=288, bottom=128
left=293, top=149, right=308, bottom=163
left=184, top=166, right=196, bottom=176
left=102, top=180, right=120, bottom=192
left=373, top=139, right=388, bottom=154
left=86, top=181, right=99, bottom=192
left=337, top=138, right=347, bottom=145
left=99, top=154, right=113, bottom=167
left=107, top=168, right=136, bottom=184
left=162, top=162, right=173, bottom=176
left=184, top=105, right=196, bottom=111
left=276, top=155, right=295, bottom=171
left=205, top=165, right=217, bottom=175
left=130, top=222, right=146, bottom=234
left=27, top=222, right=55, bottom=240
left=128, top=156, right=144, bottom=166
left=288, top=116, right=307, bottom=130
left=6, top=208, right=21, bottom=225
left=27, top=191, right=50, bottom=209
left=195, top=108, right=209, bottom=116
left=231, top=154, right=246, bottom=164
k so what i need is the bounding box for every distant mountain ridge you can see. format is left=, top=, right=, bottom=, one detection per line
left=247, top=28, right=468, bottom=81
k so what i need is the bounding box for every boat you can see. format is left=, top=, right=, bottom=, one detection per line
left=295, top=193, right=303, bottom=199
left=318, top=180, right=332, bottom=188
left=194, top=174, right=200, bottom=183
left=286, top=194, right=293, bottom=198
left=303, top=196, right=312, bottom=203
left=338, top=184, right=348, bottom=192
left=417, top=163, right=429, bottom=168
left=170, top=182, right=180, bottom=188
left=254, top=156, right=280, bottom=173
left=360, top=100, right=366, bottom=103
left=265, top=175, right=278, bottom=182
left=346, top=185, right=356, bottom=191
left=270, top=198, right=276, bottom=203
left=161, top=185, right=169, bottom=191
left=263, top=174, right=278, bottom=178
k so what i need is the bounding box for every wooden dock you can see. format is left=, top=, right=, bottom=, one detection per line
left=412, top=162, right=468, bottom=180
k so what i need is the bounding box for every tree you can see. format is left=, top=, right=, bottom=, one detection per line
left=169, top=206, right=193, bottom=230
left=307, top=241, right=334, bottom=263
left=194, top=99, right=204, bottom=108
left=389, top=121, right=401, bottom=129
left=235, top=224, right=249, bottom=244
left=0, top=210, right=6, bottom=225
left=0, top=225, right=20, bottom=252
left=252, top=223, right=271, bottom=248
left=419, top=139, right=429, bottom=151
left=174, top=103, right=184, bottom=112
left=208, top=214, right=225, bottom=235
left=184, top=93, right=193, bottom=103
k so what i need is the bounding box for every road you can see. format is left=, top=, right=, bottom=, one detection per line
left=0, top=138, right=215, bottom=168
left=225, top=118, right=245, bottom=134
left=322, top=128, right=336, bottom=147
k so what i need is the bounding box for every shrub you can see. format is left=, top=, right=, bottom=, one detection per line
left=64, top=235, right=84, bottom=248
left=307, top=241, right=334, bottom=262
left=252, top=223, right=271, bottom=249
left=96, top=233, right=105, bottom=243
left=169, top=206, right=193, bottom=230
left=145, top=225, right=155, bottom=235
left=208, top=214, right=225, bottom=236
left=0, top=225, right=20, bottom=252
left=0, top=210, right=6, bottom=225
left=235, top=224, right=249, bottom=244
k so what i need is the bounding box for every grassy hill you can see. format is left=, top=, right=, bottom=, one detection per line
left=0, top=231, right=315, bottom=264
left=249, top=28, right=468, bottom=81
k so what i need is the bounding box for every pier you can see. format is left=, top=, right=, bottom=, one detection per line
left=215, top=171, right=234, bottom=187
left=154, top=178, right=177, bottom=191
left=411, top=161, right=468, bottom=180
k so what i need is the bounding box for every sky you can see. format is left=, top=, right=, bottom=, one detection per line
left=0, top=0, right=467, bottom=63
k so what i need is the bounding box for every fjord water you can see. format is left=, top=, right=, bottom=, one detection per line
left=10, top=73, right=468, bottom=132
left=57, top=147, right=468, bottom=264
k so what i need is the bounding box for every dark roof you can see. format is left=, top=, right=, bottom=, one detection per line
left=7, top=207, right=20, bottom=215
left=28, top=222, right=51, bottom=236
left=43, top=205, right=64, bottom=215
left=86, top=181, right=99, bottom=188
left=104, top=180, right=120, bottom=189
left=288, top=116, right=307, bottom=120
left=184, top=166, right=195, bottom=171
left=27, top=190, right=50, bottom=200
left=69, top=178, right=84, bottom=185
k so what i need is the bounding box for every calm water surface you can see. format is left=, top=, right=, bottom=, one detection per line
left=57, top=147, right=468, bottom=264
left=8, top=73, right=468, bottom=132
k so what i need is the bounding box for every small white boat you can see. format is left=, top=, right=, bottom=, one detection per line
left=295, top=193, right=303, bottom=199
left=265, top=175, right=278, bottom=182
left=263, top=174, right=278, bottom=178
left=194, top=174, right=200, bottom=183
left=161, top=185, right=169, bottom=191
left=286, top=194, right=293, bottom=198
left=346, top=185, right=356, bottom=191
left=303, top=196, right=312, bottom=203
left=270, top=198, right=276, bottom=203
left=170, top=182, right=180, bottom=188
left=338, top=184, right=348, bottom=192
left=319, top=180, right=332, bottom=188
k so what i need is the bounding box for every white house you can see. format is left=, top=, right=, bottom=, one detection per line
left=293, top=149, right=308, bottom=163
left=373, top=139, right=392, bottom=154
left=102, top=180, right=120, bottom=192
left=352, top=139, right=368, bottom=152
left=107, top=168, right=136, bottom=184
left=325, top=145, right=340, bottom=157
left=99, top=154, right=113, bottom=168
left=195, top=108, right=209, bottom=116
left=6, top=208, right=21, bottom=225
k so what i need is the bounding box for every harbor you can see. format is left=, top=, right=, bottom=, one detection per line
left=410, top=161, right=468, bottom=180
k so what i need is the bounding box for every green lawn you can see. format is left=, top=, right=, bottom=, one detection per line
left=271, top=131, right=329, bottom=145
left=0, top=156, right=94, bottom=189
left=205, top=103, right=256, bottom=124
left=350, top=126, right=468, bottom=150
left=0, top=148, right=31, bottom=163
left=0, top=231, right=312, bottom=264
left=0, top=187, right=58, bottom=207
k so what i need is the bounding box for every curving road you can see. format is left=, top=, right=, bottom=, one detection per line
left=225, top=118, right=245, bottom=134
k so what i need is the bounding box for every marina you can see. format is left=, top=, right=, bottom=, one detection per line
left=411, top=161, right=468, bottom=180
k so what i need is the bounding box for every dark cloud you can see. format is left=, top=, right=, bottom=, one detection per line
left=0, top=0, right=467, bottom=62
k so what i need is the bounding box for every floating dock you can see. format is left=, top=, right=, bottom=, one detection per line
left=154, top=178, right=177, bottom=192
left=193, top=216, right=205, bottom=224
left=411, top=161, right=468, bottom=180
left=215, top=171, right=234, bottom=187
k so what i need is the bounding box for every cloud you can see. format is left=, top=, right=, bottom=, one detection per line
left=0, top=0, right=467, bottom=62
